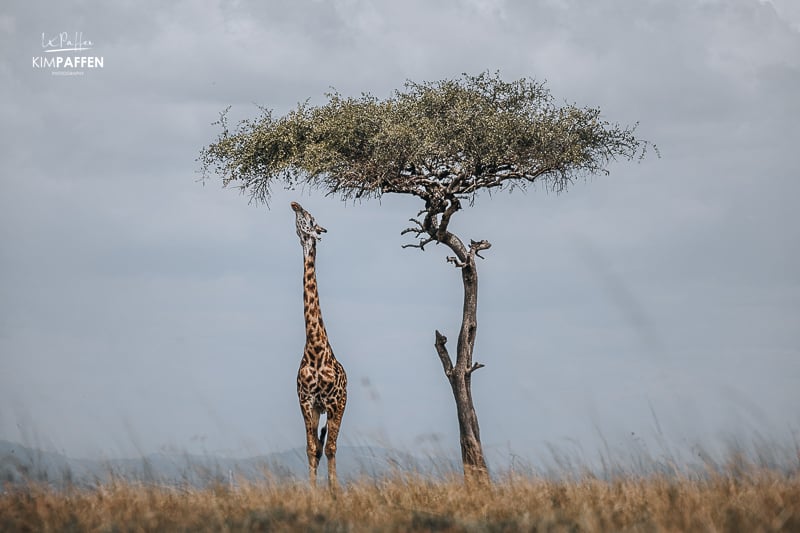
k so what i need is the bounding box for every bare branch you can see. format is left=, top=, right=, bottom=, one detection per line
left=434, top=330, right=454, bottom=377
left=400, top=227, right=424, bottom=236
left=401, top=236, right=435, bottom=250
left=443, top=239, right=491, bottom=267
left=467, top=362, right=485, bottom=375
left=469, top=239, right=491, bottom=259
left=446, top=256, right=466, bottom=268
left=400, top=217, right=425, bottom=236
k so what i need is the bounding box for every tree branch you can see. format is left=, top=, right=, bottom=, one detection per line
left=436, top=197, right=461, bottom=241
left=467, top=362, right=485, bottom=375
left=446, top=239, right=492, bottom=267
left=401, top=216, right=436, bottom=249
left=434, top=330, right=454, bottom=377
left=446, top=256, right=466, bottom=268
left=469, top=239, right=491, bottom=260
left=401, top=236, right=435, bottom=250
left=400, top=219, right=425, bottom=236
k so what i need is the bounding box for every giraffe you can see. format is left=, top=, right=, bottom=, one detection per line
left=290, top=201, right=348, bottom=489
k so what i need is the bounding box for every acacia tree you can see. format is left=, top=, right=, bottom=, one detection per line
left=200, top=72, right=651, bottom=484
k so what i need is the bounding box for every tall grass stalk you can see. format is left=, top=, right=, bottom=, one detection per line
left=2, top=465, right=798, bottom=532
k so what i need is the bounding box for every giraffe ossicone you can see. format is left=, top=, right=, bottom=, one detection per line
left=291, top=201, right=347, bottom=489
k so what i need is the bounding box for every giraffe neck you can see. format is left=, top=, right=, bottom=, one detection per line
left=302, top=243, right=330, bottom=359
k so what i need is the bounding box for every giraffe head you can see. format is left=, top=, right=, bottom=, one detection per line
left=291, top=202, right=327, bottom=256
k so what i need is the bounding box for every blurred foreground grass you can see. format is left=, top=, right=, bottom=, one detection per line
left=2, top=465, right=798, bottom=532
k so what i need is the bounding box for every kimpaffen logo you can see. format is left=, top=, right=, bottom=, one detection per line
left=32, top=32, right=104, bottom=76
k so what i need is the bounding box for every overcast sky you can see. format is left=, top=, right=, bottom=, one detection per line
left=1, top=0, right=798, bottom=468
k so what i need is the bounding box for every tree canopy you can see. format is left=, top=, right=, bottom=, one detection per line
left=200, top=72, right=650, bottom=226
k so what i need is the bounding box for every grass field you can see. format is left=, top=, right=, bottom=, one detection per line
left=2, top=464, right=799, bottom=532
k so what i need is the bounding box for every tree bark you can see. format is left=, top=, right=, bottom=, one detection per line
left=434, top=232, right=491, bottom=485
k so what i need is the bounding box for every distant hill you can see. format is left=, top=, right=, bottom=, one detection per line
left=0, top=440, right=460, bottom=489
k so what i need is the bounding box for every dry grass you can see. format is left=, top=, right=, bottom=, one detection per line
left=2, top=467, right=799, bottom=532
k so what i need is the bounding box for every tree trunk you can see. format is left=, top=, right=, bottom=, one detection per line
left=434, top=233, right=491, bottom=485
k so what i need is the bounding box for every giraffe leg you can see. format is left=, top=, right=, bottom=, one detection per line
left=324, top=405, right=345, bottom=489
left=300, top=402, right=321, bottom=488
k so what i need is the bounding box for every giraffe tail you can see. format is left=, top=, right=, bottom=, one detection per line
left=316, top=424, right=327, bottom=460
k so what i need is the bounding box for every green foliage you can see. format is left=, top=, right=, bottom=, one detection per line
left=199, top=72, right=652, bottom=205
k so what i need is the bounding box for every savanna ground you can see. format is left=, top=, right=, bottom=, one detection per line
left=2, top=464, right=799, bottom=532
